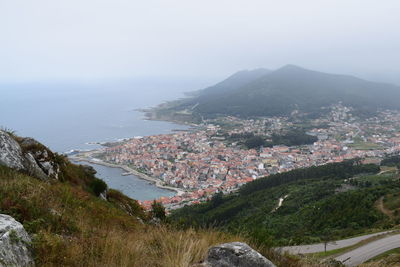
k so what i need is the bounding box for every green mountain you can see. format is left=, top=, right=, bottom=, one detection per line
left=190, top=68, right=271, bottom=97
left=154, top=65, right=400, bottom=120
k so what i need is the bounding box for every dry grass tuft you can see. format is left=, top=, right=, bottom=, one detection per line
left=33, top=224, right=243, bottom=267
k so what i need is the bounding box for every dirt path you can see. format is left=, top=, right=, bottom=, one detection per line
left=376, top=196, right=394, bottom=219
left=271, top=194, right=289, bottom=212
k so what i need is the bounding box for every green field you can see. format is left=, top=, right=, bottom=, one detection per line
left=354, top=171, right=398, bottom=186
left=348, top=142, right=384, bottom=150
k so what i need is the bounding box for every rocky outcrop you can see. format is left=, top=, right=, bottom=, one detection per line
left=0, top=214, right=34, bottom=267
left=203, top=242, right=276, bottom=267
left=0, top=131, right=26, bottom=170
left=0, top=130, right=60, bottom=180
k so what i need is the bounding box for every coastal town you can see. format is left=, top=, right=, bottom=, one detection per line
left=79, top=104, right=400, bottom=210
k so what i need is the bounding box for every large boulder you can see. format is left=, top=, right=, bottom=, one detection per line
left=0, top=131, right=27, bottom=170
left=204, top=242, right=276, bottom=267
left=0, top=214, right=34, bottom=267
left=0, top=130, right=60, bottom=180
left=18, top=137, right=60, bottom=180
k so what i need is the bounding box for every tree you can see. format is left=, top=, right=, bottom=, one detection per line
left=395, top=163, right=400, bottom=174
left=244, top=136, right=265, bottom=149
left=89, top=178, right=107, bottom=197
left=354, top=157, right=362, bottom=166
left=210, top=192, right=223, bottom=208
left=151, top=201, right=166, bottom=221
left=321, top=229, right=336, bottom=253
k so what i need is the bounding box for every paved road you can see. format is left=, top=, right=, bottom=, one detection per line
left=334, top=234, right=400, bottom=266
left=279, top=231, right=393, bottom=254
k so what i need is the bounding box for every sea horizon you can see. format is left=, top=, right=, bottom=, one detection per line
left=0, top=79, right=206, bottom=200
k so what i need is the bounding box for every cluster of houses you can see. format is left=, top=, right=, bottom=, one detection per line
left=101, top=107, right=400, bottom=210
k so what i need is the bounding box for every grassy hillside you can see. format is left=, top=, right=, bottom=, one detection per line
left=171, top=160, right=400, bottom=247
left=0, top=164, right=238, bottom=266
left=0, top=155, right=316, bottom=267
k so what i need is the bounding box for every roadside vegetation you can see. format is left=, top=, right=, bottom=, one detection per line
left=365, top=247, right=400, bottom=264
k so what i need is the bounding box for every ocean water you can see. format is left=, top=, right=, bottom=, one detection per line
left=74, top=161, right=175, bottom=201
left=0, top=79, right=204, bottom=200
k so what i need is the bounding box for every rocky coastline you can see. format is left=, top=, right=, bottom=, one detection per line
left=138, top=106, right=201, bottom=127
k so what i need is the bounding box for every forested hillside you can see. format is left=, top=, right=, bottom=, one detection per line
left=171, top=159, right=400, bottom=246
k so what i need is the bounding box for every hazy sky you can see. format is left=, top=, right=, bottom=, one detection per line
left=1, top=0, right=399, bottom=83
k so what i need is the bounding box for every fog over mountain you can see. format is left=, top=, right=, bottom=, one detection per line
left=152, top=65, right=400, bottom=120
left=0, top=0, right=399, bottom=84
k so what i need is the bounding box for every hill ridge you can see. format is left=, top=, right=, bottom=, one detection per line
left=151, top=65, right=400, bottom=121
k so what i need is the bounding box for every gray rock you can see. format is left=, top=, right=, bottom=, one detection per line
left=23, top=152, right=48, bottom=180
left=81, top=165, right=97, bottom=175
left=0, top=130, right=60, bottom=180
left=0, top=214, right=34, bottom=267
left=0, top=131, right=26, bottom=170
left=204, top=242, right=276, bottom=267
left=19, top=137, right=60, bottom=180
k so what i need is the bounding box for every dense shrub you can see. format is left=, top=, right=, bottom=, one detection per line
left=89, top=178, right=108, bottom=196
